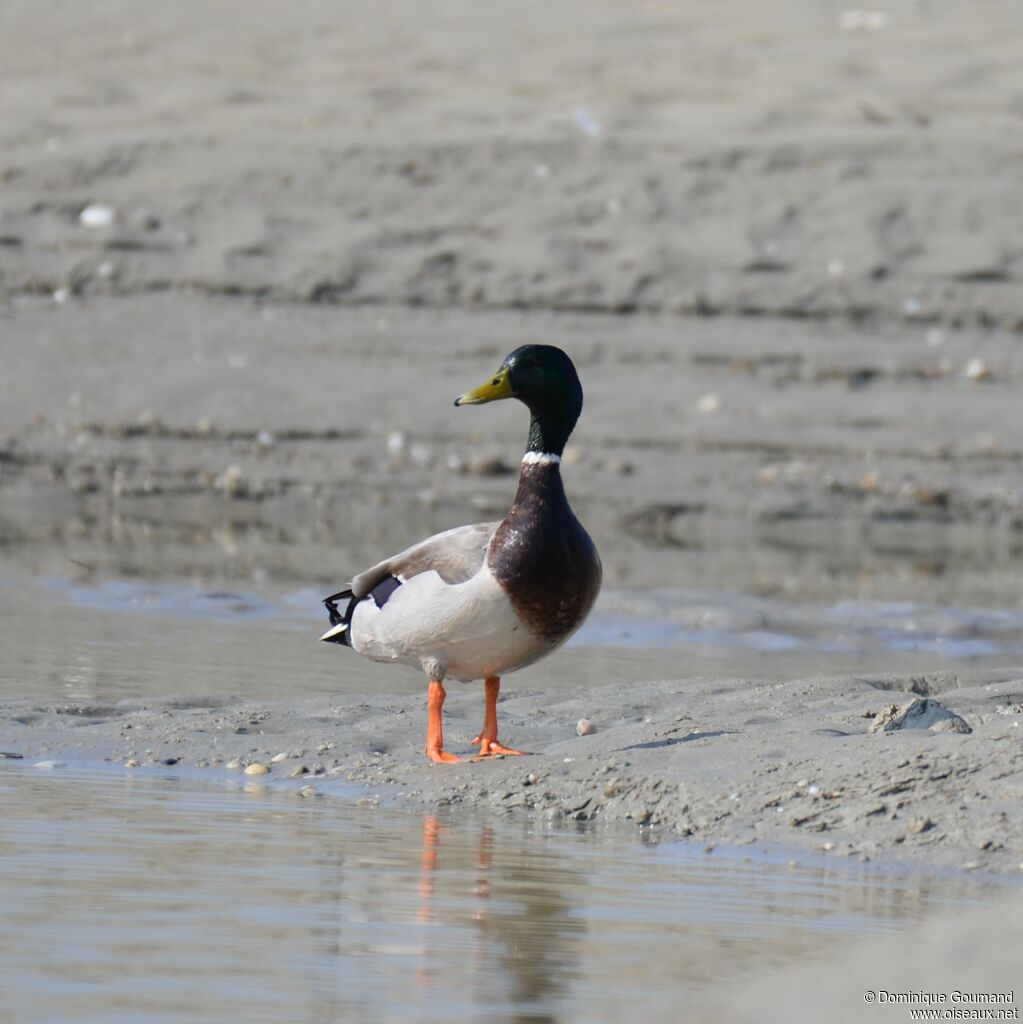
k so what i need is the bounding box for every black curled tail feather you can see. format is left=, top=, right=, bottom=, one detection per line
left=321, top=576, right=404, bottom=647
left=322, top=588, right=358, bottom=646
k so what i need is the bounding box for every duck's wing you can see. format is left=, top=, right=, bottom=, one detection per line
left=350, top=521, right=499, bottom=597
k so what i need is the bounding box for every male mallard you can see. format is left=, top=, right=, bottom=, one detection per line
left=321, top=344, right=601, bottom=763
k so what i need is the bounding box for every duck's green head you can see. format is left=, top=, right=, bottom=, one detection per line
left=455, top=345, right=583, bottom=456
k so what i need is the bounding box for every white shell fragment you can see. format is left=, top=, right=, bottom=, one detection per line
left=572, top=107, right=603, bottom=138
left=963, top=358, right=991, bottom=382
left=79, top=204, right=116, bottom=228
left=838, top=9, right=889, bottom=31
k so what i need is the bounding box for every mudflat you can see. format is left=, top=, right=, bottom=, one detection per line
left=2, top=0, right=1023, bottom=884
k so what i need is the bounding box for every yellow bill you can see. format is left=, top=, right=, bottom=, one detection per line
left=454, top=366, right=515, bottom=406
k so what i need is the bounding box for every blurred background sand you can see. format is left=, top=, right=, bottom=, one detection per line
left=3, top=3, right=1023, bottom=1020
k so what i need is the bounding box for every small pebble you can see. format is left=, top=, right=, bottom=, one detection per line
left=0, top=752, right=23, bottom=759
left=79, top=203, right=116, bottom=228
left=124, top=758, right=141, bottom=767
left=696, top=393, right=721, bottom=415
left=906, top=816, right=934, bottom=835
left=161, top=757, right=179, bottom=766
left=129, top=207, right=161, bottom=230
left=33, top=760, right=66, bottom=770
left=270, top=752, right=290, bottom=763
left=964, top=358, right=991, bottom=381
left=225, top=758, right=243, bottom=770
left=298, top=785, right=316, bottom=798
left=52, top=287, right=71, bottom=305
left=576, top=718, right=596, bottom=736
left=288, top=765, right=310, bottom=778
left=838, top=10, right=889, bottom=32
left=216, top=465, right=245, bottom=497
left=244, top=763, right=270, bottom=776
left=468, top=454, right=512, bottom=477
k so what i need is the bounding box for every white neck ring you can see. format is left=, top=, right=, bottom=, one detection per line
left=521, top=451, right=561, bottom=466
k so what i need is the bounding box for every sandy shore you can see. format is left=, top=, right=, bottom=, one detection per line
left=2, top=0, right=1023, bottom=894
left=3, top=664, right=1022, bottom=875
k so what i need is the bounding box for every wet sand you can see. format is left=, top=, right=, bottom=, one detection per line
left=2, top=0, right=1023, bottom=926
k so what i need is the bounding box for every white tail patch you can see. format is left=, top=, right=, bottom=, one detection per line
left=320, top=622, right=348, bottom=642
left=521, top=451, right=560, bottom=466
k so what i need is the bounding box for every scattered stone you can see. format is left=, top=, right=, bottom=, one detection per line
left=215, top=465, right=246, bottom=497
left=225, top=758, right=243, bottom=769
left=128, top=207, right=161, bottom=231
left=79, top=203, right=116, bottom=228
left=868, top=698, right=972, bottom=735
left=288, top=765, right=310, bottom=778
left=244, top=762, right=270, bottom=775
left=468, top=454, right=513, bottom=477
left=576, top=718, right=596, bottom=736
left=270, top=752, right=290, bottom=763
left=33, top=760, right=66, bottom=769
left=298, top=786, right=316, bottom=798
left=696, top=392, right=721, bottom=414
left=906, top=817, right=934, bottom=835
left=0, top=752, right=23, bottom=759
left=963, top=358, right=991, bottom=382
left=161, top=757, right=179, bottom=766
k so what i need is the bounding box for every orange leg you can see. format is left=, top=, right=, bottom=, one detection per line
left=425, top=679, right=462, bottom=764
left=472, top=676, right=526, bottom=757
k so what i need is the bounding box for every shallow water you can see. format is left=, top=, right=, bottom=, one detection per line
left=0, top=767, right=1009, bottom=1024
left=5, top=565, right=1023, bottom=707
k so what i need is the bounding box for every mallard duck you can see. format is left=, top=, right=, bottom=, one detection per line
left=321, top=344, right=601, bottom=763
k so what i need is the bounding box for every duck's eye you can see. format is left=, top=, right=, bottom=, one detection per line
left=492, top=378, right=500, bottom=386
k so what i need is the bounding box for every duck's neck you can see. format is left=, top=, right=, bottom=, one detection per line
left=514, top=430, right=568, bottom=513
left=525, top=408, right=573, bottom=459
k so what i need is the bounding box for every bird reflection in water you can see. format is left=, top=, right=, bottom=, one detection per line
left=416, top=814, right=584, bottom=1022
